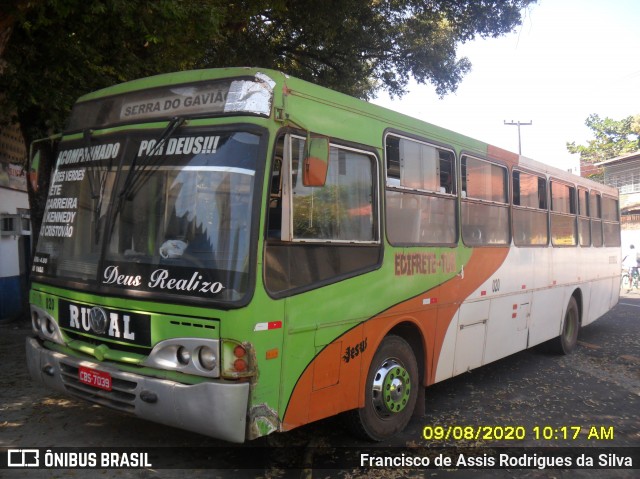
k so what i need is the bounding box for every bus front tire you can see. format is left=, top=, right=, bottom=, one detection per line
left=346, top=335, right=419, bottom=441
left=553, top=296, right=580, bottom=355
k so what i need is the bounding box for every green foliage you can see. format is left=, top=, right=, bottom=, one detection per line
left=0, top=0, right=536, bottom=249
left=1, top=0, right=223, bottom=144
left=1, top=0, right=536, bottom=145
left=0, top=0, right=224, bottom=249
left=567, top=113, right=640, bottom=164
left=206, top=0, right=536, bottom=100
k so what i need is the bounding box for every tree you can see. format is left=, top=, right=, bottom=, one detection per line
left=567, top=113, right=640, bottom=165
left=0, top=0, right=537, bottom=243
left=0, top=0, right=224, bottom=244
left=1, top=0, right=224, bottom=144
left=2, top=0, right=537, bottom=144
left=206, top=0, right=537, bottom=99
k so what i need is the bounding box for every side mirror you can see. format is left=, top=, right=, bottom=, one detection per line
left=29, top=150, right=41, bottom=192
left=302, top=136, right=329, bottom=187
left=29, top=137, right=58, bottom=193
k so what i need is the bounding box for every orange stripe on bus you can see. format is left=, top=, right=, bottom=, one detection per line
left=487, top=144, right=519, bottom=167
left=282, top=247, right=509, bottom=431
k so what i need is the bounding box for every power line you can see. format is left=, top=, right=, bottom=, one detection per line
left=504, top=120, right=532, bottom=155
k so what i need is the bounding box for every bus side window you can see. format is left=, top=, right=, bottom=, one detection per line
left=577, top=187, right=591, bottom=246
left=385, top=136, right=401, bottom=186
left=264, top=134, right=382, bottom=296
left=460, top=156, right=509, bottom=246
left=590, top=192, right=603, bottom=247
left=512, top=171, right=549, bottom=246
left=291, top=142, right=377, bottom=242
left=439, top=152, right=455, bottom=194
left=602, top=195, right=621, bottom=247
left=550, top=180, right=577, bottom=246
left=267, top=137, right=285, bottom=239
left=385, top=134, right=457, bottom=245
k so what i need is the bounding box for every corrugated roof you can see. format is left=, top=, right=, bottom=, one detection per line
left=595, top=150, right=640, bottom=166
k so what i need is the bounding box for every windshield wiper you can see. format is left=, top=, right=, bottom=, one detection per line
left=119, top=116, right=185, bottom=200
left=109, top=116, right=185, bottom=242
left=82, top=128, right=116, bottom=243
left=83, top=129, right=98, bottom=199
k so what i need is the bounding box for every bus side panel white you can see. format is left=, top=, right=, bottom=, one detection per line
left=484, top=294, right=530, bottom=365
left=527, top=287, right=565, bottom=347
left=481, top=245, right=534, bottom=365
left=578, top=280, right=593, bottom=327
left=434, top=309, right=459, bottom=383
left=587, top=277, right=615, bottom=325
left=550, top=246, right=578, bottom=288
left=610, top=274, right=620, bottom=308
left=452, top=301, right=489, bottom=376
left=510, top=247, right=536, bottom=296
left=531, top=247, right=553, bottom=291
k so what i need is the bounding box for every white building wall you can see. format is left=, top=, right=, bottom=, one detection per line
left=0, top=187, right=30, bottom=321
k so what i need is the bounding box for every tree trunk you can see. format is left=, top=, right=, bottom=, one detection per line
left=0, top=12, right=14, bottom=61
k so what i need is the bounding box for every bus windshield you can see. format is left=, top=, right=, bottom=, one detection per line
left=33, top=129, right=262, bottom=304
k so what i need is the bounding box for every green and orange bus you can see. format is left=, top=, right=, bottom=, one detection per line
left=27, top=67, right=621, bottom=443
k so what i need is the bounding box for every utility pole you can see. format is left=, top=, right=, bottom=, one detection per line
left=504, top=120, right=532, bottom=155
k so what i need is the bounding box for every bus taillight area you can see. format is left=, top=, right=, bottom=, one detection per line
left=220, top=340, right=256, bottom=379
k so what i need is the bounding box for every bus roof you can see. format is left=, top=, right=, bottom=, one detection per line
left=73, top=67, right=617, bottom=196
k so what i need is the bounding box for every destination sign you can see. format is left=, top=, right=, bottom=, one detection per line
left=120, top=86, right=229, bottom=121
left=67, top=73, right=276, bottom=130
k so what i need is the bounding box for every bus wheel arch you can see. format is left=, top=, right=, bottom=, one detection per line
left=554, top=293, right=581, bottom=355
left=347, top=330, right=421, bottom=441
left=571, top=288, right=584, bottom=325
left=387, top=322, right=426, bottom=387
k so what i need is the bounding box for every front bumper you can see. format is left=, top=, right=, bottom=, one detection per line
left=25, top=336, right=249, bottom=443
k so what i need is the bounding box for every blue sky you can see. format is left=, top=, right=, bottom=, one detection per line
left=372, top=0, right=640, bottom=171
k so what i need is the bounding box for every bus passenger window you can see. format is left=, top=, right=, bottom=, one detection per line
left=385, top=134, right=457, bottom=245
left=460, top=156, right=509, bottom=246
left=590, top=192, right=603, bottom=247
left=290, top=138, right=377, bottom=243
left=439, top=152, right=455, bottom=194
left=602, top=195, right=621, bottom=247
left=385, top=136, right=401, bottom=184
left=577, top=187, right=591, bottom=246
left=385, top=135, right=454, bottom=194
left=264, top=134, right=382, bottom=296
left=266, top=136, right=285, bottom=239
left=550, top=181, right=577, bottom=246
left=513, top=171, right=549, bottom=246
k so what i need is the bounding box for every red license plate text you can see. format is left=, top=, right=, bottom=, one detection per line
left=78, top=366, right=112, bottom=391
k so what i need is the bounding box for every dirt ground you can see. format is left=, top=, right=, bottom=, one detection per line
left=1, top=290, right=638, bottom=478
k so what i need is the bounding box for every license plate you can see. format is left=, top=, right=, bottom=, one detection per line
left=78, top=366, right=112, bottom=391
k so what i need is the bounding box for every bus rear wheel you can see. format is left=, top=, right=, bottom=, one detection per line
left=553, top=296, right=580, bottom=355
left=347, top=335, right=419, bottom=441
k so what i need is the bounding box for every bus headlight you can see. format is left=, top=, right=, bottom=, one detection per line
left=30, top=304, right=65, bottom=345
left=176, top=346, right=191, bottom=365
left=143, top=338, right=220, bottom=378
left=198, top=346, right=217, bottom=371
